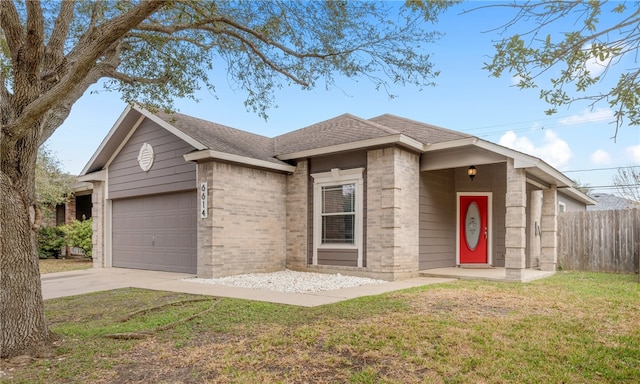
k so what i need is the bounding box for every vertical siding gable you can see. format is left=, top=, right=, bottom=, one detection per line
left=108, top=118, right=197, bottom=199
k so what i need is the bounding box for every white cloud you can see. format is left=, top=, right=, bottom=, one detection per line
left=590, top=149, right=611, bottom=165
left=558, top=108, right=613, bottom=126
left=627, top=145, right=640, bottom=163
left=499, top=129, right=572, bottom=169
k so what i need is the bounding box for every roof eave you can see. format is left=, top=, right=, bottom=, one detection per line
left=184, top=149, right=296, bottom=173
left=559, top=187, right=598, bottom=205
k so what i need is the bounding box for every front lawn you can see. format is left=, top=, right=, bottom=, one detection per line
left=2, top=272, right=639, bottom=383
left=38, top=258, right=92, bottom=274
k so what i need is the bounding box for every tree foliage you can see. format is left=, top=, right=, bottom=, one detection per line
left=0, top=0, right=456, bottom=358
left=35, top=146, right=74, bottom=208
left=613, top=166, right=640, bottom=202
left=479, top=1, right=640, bottom=139
left=62, top=219, right=93, bottom=257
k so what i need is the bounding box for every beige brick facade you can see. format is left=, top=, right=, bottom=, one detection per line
left=285, top=160, right=309, bottom=270
left=366, top=147, right=420, bottom=280
left=90, top=181, right=105, bottom=268
left=540, top=185, right=558, bottom=271
left=505, top=158, right=527, bottom=280
left=196, top=161, right=288, bottom=278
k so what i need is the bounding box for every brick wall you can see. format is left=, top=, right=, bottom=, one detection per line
left=285, top=160, right=308, bottom=270
left=366, top=147, right=420, bottom=280
left=197, top=161, right=288, bottom=278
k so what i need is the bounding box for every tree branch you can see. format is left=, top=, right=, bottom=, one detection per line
left=43, top=1, right=75, bottom=79
left=0, top=1, right=23, bottom=60
left=4, top=1, right=167, bottom=143
left=106, top=69, right=170, bottom=85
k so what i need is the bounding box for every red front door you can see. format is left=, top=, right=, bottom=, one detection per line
left=459, top=195, right=488, bottom=264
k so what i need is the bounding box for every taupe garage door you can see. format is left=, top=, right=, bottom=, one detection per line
left=112, top=191, right=197, bottom=273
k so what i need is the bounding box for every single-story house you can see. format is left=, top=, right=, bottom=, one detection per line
left=79, top=105, right=594, bottom=281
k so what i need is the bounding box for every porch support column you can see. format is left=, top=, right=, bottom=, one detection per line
left=196, top=162, right=219, bottom=279
left=90, top=181, right=106, bottom=268
left=539, top=185, right=558, bottom=271
left=505, top=158, right=527, bottom=281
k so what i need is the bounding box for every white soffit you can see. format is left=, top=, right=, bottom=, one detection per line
left=421, top=146, right=506, bottom=171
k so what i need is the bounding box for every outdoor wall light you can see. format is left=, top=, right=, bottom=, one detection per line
left=467, top=165, right=477, bottom=181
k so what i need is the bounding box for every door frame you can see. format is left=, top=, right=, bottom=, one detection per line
left=456, top=192, right=493, bottom=266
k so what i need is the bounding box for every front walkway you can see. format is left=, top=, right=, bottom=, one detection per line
left=419, top=267, right=555, bottom=282
left=41, top=268, right=454, bottom=307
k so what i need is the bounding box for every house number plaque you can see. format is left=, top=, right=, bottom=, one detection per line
left=200, top=182, right=208, bottom=219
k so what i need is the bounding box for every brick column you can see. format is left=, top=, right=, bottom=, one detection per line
left=286, top=160, right=308, bottom=270
left=540, top=185, right=558, bottom=271
left=90, top=181, right=105, bottom=268
left=366, top=147, right=419, bottom=280
left=505, top=158, right=527, bottom=281
left=196, top=162, right=218, bottom=278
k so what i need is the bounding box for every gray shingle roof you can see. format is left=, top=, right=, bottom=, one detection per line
left=154, top=111, right=285, bottom=165
left=368, top=114, right=471, bottom=144
left=153, top=111, right=476, bottom=162
left=587, top=193, right=638, bottom=211
left=273, top=114, right=400, bottom=155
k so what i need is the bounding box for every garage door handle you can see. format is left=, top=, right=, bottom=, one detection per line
left=151, top=235, right=155, bottom=246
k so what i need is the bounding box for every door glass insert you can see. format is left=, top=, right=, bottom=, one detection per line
left=465, top=202, right=481, bottom=250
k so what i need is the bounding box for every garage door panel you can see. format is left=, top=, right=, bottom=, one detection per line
left=112, top=190, right=197, bottom=274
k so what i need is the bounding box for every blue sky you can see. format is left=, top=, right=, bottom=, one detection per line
left=46, top=2, right=639, bottom=194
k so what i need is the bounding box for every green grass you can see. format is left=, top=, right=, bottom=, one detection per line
left=2, top=272, right=639, bottom=383
left=38, top=258, right=92, bottom=274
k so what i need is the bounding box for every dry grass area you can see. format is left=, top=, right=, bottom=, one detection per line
left=38, top=257, right=93, bottom=274
left=2, top=272, right=639, bottom=383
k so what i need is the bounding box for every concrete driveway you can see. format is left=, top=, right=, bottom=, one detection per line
left=41, top=268, right=453, bottom=307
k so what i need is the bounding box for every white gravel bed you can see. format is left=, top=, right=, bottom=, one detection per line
left=184, top=269, right=386, bottom=293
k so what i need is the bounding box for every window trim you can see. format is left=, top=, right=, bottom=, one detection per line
left=558, top=201, right=566, bottom=213
left=311, top=168, right=364, bottom=267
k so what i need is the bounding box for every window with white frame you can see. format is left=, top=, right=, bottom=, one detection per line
left=321, top=184, right=356, bottom=243
left=558, top=201, right=566, bottom=213
left=311, top=168, right=364, bottom=266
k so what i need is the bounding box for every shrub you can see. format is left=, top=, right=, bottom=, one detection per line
left=62, top=219, right=93, bottom=257
left=37, top=225, right=66, bottom=259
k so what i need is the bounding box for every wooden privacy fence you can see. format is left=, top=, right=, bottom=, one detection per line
left=558, top=209, right=640, bottom=274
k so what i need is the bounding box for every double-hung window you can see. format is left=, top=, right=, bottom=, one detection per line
left=321, top=184, right=355, bottom=244
left=311, top=168, right=364, bottom=267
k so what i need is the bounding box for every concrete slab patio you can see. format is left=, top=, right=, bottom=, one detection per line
left=41, top=268, right=455, bottom=307
left=420, top=267, right=556, bottom=282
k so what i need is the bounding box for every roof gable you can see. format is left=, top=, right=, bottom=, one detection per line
left=369, top=114, right=471, bottom=145
left=273, top=113, right=400, bottom=155
left=154, top=111, right=284, bottom=165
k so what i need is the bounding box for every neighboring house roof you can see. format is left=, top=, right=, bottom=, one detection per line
left=587, top=193, right=638, bottom=211
left=77, top=104, right=594, bottom=205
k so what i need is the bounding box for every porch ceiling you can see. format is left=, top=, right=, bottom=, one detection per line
left=421, top=145, right=506, bottom=172
left=420, top=138, right=575, bottom=189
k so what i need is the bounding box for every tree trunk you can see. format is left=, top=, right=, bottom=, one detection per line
left=0, top=138, right=51, bottom=358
